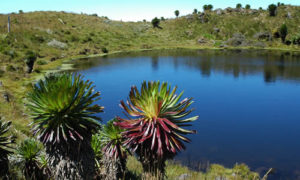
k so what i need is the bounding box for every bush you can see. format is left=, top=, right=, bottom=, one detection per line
left=24, top=51, right=37, bottom=73
left=160, top=17, right=165, bottom=21
left=101, top=47, right=108, bottom=53
left=279, top=24, right=288, bottom=43
left=193, top=9, right=198, bottom=14
left=19, top=10, right=24, bottom=14
left=245, top=4, right=251, bottom=9
left=236, top=4, right=242, bottom=9
left=268, top=4, right=277, bottom=16
left=292, top=34, right=300, bottom=45
left=151, top=17, right=160, bottom=28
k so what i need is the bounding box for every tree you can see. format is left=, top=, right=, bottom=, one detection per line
left=236, top=4, right=242, bottom=9
left=16, top=139, right=45, bottom=179
left=193, top=9, right=198, bottom=14
left=279, top=24, right=288, bottom=43
left=116, top=81, right=198, bottom=179
left=96, top=119, right=128, bottom=180
left=151, top=17, right=160, bottom=28
left=0, top=119, right=15, bottom=178
left=245, top=4, right=251, bottom=9
left=174, top=10, right=180, bottom=18
left=160, top=17, right=165, bottom=21
left=268, top=4, right=277, bottom=16
left=208, top=4, right=213, bottom=11
left=203, top=5, right=208, bottom=11
left=27, top=73, right=103, bottom=180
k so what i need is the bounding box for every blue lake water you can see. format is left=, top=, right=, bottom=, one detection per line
left=72, top=49, right=300, bottom=179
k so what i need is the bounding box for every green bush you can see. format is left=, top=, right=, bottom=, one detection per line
left=245, top=4, right=251, bottom=9
left=151, top=17, right=160, bottom=28
left=102, top=47, right=109, bottom=53
left=279, top=24, right=288, bottom=42
left=0, top=69, right=4, bottom=77
left=268, top=4, right=277, bottom=16
left=193, top=9, right=198, bottom=14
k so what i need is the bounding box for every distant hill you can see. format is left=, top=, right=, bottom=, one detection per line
left=0, top=5, right=300, bottom=65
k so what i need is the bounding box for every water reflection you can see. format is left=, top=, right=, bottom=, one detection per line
left=72, top=49, right=300, bottom=83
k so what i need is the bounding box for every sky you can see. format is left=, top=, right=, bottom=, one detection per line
left=1, top=0, right=299, bottom=21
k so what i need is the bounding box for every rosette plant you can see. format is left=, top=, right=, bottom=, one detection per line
left=116, top=81, right=198, bottom=178
left=27, top=73, right=103, bottom=180
left=99, top=119, right=127, bottom=180
left=16, top=138, right=44, bottom=179
left=0, top=119, right=16, bottom=177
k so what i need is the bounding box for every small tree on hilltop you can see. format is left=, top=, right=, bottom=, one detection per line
left=193, top=9, right=198, bottom=14
left=151, top=17, right=160, bottom=28
left=203, top=5, right=208, bottom=11
left=279, top=24, right=288, bottom=43
left=175, top=10, right=180, bottom=18
left=208, top=4, right=213, bottom=11
left=236, top=4, right=242, bottom=9
left=268, top=4, right=277, bottom=16
left=245, top=4, right=251, bottom=9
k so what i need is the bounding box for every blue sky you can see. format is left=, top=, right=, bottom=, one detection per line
left=1, top=0, right=299, bottom=21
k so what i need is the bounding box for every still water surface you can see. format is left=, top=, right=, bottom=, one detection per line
left=71, top=49, right=300, bottom=179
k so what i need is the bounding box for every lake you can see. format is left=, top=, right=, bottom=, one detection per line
left=71, top=49, right=300, bottom=179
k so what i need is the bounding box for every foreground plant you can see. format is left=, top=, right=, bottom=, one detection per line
left=96, top=119, right=128, bottom=180
left=116, top=81, right=198, bottom=178
left=27, top=73, right=103, bottom=180
left=16, top=138, right=44, bottom=179
left=0, top=119, right=16, bottom=177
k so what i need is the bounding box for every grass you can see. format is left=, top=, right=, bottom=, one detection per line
left=126, top=156, right=261, bottom=180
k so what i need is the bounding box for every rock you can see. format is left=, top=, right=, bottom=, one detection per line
left=198, top=37, right=207, bottom=44
left=215, top=8, right=223, bottom=15
left=47, top=39, right=67, bottom=49
left=177, top=173, right=191, bottom=180
left=225, top=33, right=248, bottom=47
left=253, top=32, right=272, bottom=41
left=253, top=41, right=266, bottom=48
left=287, top=12, right=292, bottom=19
left=46, top=29, right=53, bottom=35
left=58, top=18, right=65, bottom=24
left=3, top=92, right=9, bottom=102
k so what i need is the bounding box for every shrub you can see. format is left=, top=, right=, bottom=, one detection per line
left=208, top=4, right=213, bottom=11
left=236, top=4, right=242, bottom=9
left=102, top=47, right=109, bottom=53
left=245, top=4, right=251, bottom=9
left=203, top=4, right=213, bottom=11
left=292, top=34, right=300, bottom=45
left=151, top=17, right=160, bottom=28
left=279, top=24, right=288, bottom=43
left=160, top=17, right=165, bottom=21
left=174, top=10, right=180, bottom=17
left=193, top=9, right=198, bottom=14
left=268, top=4, right=277, bottom=16
left=19, top=10, right=24, bottom=14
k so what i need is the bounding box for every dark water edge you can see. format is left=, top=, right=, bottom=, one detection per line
left=70, top=49, right=300, bottom=180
